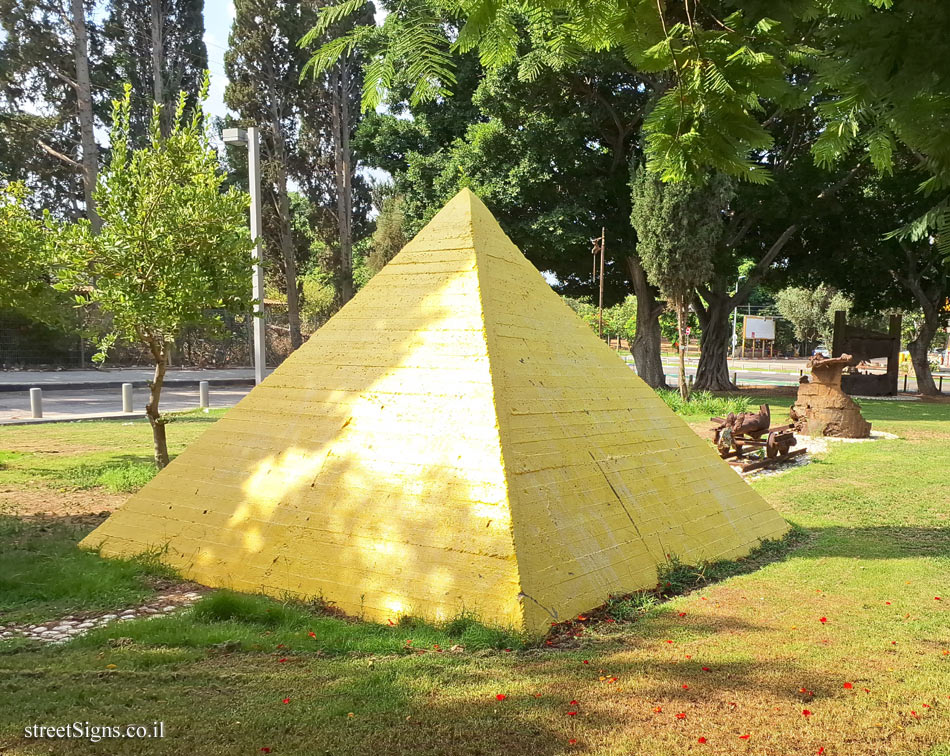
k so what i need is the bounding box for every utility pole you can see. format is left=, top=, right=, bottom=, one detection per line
left=592, top=228, right=606, bottom=339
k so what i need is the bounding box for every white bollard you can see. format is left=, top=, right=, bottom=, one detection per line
left=122, top=383, right=133, bottom=413
left=199, top=381, right=210, bottom=409
left=29, top=387, right=43, bottom=418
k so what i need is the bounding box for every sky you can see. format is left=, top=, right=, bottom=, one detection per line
left=201, top=0, right=236, bottom=122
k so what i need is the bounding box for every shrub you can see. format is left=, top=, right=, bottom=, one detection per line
left=656, top=389, right=752, bottom=417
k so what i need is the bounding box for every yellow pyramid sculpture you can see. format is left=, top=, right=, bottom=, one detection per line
left=82, top=189, right=788, bottom=632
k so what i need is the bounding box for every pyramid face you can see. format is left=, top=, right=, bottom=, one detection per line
left=82, top=189, right=788, bottom=632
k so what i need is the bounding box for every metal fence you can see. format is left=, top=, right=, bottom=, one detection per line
left=0, top=308, right=295, bottom=370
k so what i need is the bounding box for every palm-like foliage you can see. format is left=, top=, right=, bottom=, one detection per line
left=302, top=0, right=950, bottom=247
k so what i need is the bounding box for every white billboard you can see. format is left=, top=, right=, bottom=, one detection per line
left=743, top=315, right=776, bottom=340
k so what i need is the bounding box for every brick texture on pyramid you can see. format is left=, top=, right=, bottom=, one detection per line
left=81, top=188, right=788, bottom=632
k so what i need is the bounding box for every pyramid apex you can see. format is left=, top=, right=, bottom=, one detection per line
left=446, top=186, right=491, bottom=215
left=398, top=187, right=505, bottom=255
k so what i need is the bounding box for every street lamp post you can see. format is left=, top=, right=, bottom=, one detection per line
left=223, top=126, right=266, bottom=385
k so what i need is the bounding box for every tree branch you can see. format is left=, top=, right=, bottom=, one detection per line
left=734, top=223, right=799, bottom=303
left=37, top=139, right=80, bottom=168
left=816, top=163, right=864, bottom=200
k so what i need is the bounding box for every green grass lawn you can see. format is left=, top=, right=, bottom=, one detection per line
left=0, top=396, right=948, bottom=755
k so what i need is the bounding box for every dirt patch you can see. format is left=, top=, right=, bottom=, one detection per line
left=0, top=485, right=126, bottom=519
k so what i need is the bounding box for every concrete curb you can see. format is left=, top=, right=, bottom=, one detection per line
left=0, top=378, right=255, bottom=393
left=0, top=408, right=223, bottom=426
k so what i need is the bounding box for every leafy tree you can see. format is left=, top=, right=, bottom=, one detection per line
left=631, top=169, right=732, bottom=399
left=307, top=0, right=950, bottom=247
left=689, top=103, right=869, bottom=390
left=0, top=182, right=63, bottom=320
left=103, top=0, right=208, bottom=142
left=604, top=295, right=638, bottom=345
left=300, top=2, right=376, bottom=308
left=367, top=187, right=407, bottom=273
left=781, top=155, right=948, bottom=395
left=54, top=85, right=253, bottom=467
left=774, top=285, right=852, bottom=353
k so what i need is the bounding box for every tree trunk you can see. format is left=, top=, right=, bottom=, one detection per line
left=892, top=244, right=946, bottom=397
left=624, top=255, right=668, bottom=388
left=331, top=60, right=354, bottom=305
left=69, top=0, right=100, bottom=233
left=146, top=352, right=170, bottom=468
left=151, top=0, right=166, bottom=133
left=908, top=314, right=939, bottom=396
left=693, top=292, right=738, bottom=391
left=675, top=301, right=689, bottom=400
left=276, top=169, right=302, bottom=349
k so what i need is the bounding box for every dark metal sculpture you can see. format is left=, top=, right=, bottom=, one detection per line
left=831, top=311, right=901, bottom=396
left=711, top=404, right=805, bottom=472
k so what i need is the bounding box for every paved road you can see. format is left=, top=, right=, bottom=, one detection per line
left=660, top=366, right=935, bottom=392
left=0, top=367, right=267, bottom=391
left=0, top=385, right=246, bottom=424
left=1, top=360, right=943, bottom=425
left=652, top=358, right=945, bottom=393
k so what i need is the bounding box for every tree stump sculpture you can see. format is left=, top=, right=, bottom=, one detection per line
left=790, top=354, right=871, bottom=438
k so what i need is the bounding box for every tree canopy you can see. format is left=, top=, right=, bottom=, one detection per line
left=54, top=84, right=253, bottom=465
left=306, top=0, right=950, bottom=246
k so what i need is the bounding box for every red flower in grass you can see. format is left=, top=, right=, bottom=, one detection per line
left=277, top=658, right=288, bottom=663
left=570, top=700, right=578, bottom=706
left=843, top=682, right=853, bottom=690
left=885, top=601, right=891, bottom=605
left=282, top=698, right=290, bottom=704
left=935, top=597, right=942, bottom=601
left=308, top=631, right=316, bottom=638
left=675, top=713, right=686, bottom=720
left=817, top=748, right=825, bottom=755
left=260, top=749, right=272, bottom=754
left=739, top=734, right=751, bottom=740
left=819, top=617, right=828, bottom=624
left=567, top=710, right=578, bottom=717
left=568, top=739, right=577, bottom=745
left=802, top=709, right=812, bottom=717
left=911, top=710, right=919, bottom=718
left=697, top=737, right=707, bottom=744
left=496, top=694, right=507, bottom=701
left=582, top=660, right=590, bottom=665
left=701, top=667, right=711, bottom=672
left=653, top=707, right=663, bottom=713
left=678, top=612, right=687, bottom=617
